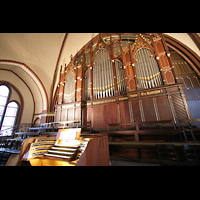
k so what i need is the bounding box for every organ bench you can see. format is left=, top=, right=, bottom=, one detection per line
left=18, top=128, right=110, bottom=166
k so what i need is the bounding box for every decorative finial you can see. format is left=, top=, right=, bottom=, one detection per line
left=70, top=54, right=73, bottom=61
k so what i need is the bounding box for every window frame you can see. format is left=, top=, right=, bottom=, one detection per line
left=0, top=85, right=11, bottom=124
left=0, top=84, right=20, bottom=137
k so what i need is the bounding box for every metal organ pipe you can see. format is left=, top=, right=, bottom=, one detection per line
left=103, top=50, right=107, bottom=97
left=115, top=60, right=126, bottom=95
left=108, top=57, right=114, bottom=96
left=84, top=42, right=164, bottom=102
left=140, top=49, right=149, bottom=88
left=135, top=48, right=163, bottom=89
left=143, top=48, right=152, bottom=88
left=105, top=51, right=109, bottom=97
left=85, top=69, right=91, bottom=100
left=108, top=60, right=112, bottom=97
left=149, top=51, right=159, bottom=87
left=98, top=50, right=100, bottom=99
left=104, top=50, right=108, bottom=97
left=102, top=50, right=105, bottom=98
left=138, top=50, right=148, bottom=89
left=83, top=39, right=165, bottom=104
left=93, top=58, right=97, bottom=99
left=135, top=52, right=141, bottom=89
left=151, top=52, right=162, bottom=86
left=147, top=50, right=156, bottom=87
left=93, top=48, right=116, bottom=99
left=140, top=49, right=148, bottom=89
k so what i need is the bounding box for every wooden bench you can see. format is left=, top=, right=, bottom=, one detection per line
left=177, top=119, right=200, bottom=143
left=101, top=129, right=183, bottom=142
left=109, top=141, right=194, bottom=162
left=183, top=144, right=200, bottom=165
left=107, top=120, right=177, bottom=131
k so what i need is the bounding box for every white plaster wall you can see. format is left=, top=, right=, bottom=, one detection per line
left=0, top=70, right=34, bottom=124
left=165, top=33, right=200, bottom=56
left=53, top=33, right=99, bottom=99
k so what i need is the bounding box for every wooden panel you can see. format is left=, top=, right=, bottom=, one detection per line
left=159, top=54, right=170, bottom=69
left=128, top=79, right=136, bottom=91
left=152, top=36, right=175, bottom=85
left=155, top=40, right=165, bottom=52
left=128, top=65, right=134, bottom=76
left=119, top=101, right=130, bottom=124
left=92, top=106, right=104, bottom=129
left=76, top=80, right=81, bottom=101
left=61, top=107, right=67, bottom=121
left=187, top=100, right=200, bottom=127
left=55, top=107, right=61, bottom=122
left=156, top=95, right=173, bottom=121
left=171, top=93, right=188, bottom=122
left=87, top=107, right=92, bottom=124
left=131, top=99, right=141, bottom=122
left=141, top=97, right=157, bottom=122
left=164, top=70, right=175, bottom=84
left=78, top=66, right=82, bottom=77
left=106, top=104, right=119, bottom=125
left=92, top=103, right=118, bottom=129
left=124, top=52, right=130, bottom=63
left=84, top=134, right=109, bottom=166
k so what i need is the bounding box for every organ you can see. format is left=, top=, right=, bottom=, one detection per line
left=18, top=128, right=110, bottom=166
left=53, top=33, right=199, bottom=130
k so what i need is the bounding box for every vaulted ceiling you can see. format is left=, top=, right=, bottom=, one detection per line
left=0, top=33, right=199, bottom=113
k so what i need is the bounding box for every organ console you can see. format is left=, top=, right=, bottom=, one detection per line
left=18, top=128, right=110, bottom=166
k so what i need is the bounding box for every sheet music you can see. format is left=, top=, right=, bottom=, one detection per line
left=58, top=128, right=81, bottom=140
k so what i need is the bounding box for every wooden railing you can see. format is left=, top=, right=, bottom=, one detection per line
left=107, top=119, right=177, bottom=131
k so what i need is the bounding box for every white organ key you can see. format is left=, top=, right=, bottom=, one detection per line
left=48, top=150, right=74, bottom=155
left=51, top=147, right=77, bottom=151
left=44, top=153, right=70, bottom=159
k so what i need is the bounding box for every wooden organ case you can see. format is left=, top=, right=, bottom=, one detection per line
left=53, top=33, right=196, bottom=130
left=18, top=129, right=110, bottom=166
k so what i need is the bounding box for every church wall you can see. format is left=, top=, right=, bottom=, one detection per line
left=0, top=70, right=34, bottom=124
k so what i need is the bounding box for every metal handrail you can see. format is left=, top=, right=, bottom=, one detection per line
left=0, top=123, right=32, bottom=137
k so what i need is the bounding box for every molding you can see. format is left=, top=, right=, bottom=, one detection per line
left=0, top=60, right=48, bottom=111
left=50, top=33, right=68, bottom=112
left=34, top=112, right=55, bottom=117
left=0, top=81, right=24, bottom=126
left=187, top=33, right=200, bottom=51
left=0, top=68, right=35, bottom=123
left=163, top=34, right=200, bottom=78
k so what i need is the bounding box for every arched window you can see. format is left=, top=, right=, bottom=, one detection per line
left=0, top=85, right=20, bottom=136
left=1, top=102, right=19, bottom=136
left=0, top=85, right=10, bottom=123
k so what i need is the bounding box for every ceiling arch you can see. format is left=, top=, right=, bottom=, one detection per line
left=0, top=60, right=48, bottom=112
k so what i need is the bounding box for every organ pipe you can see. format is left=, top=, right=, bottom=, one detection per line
left=64, top=71, right=75, bottom=103
left=83, top=35, right=165, bottom=102
left=92, top=48, right=119, bottom=99
left=135, top=48, right=162, bottom=90
left=84, top=69, right=91, bottom=100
